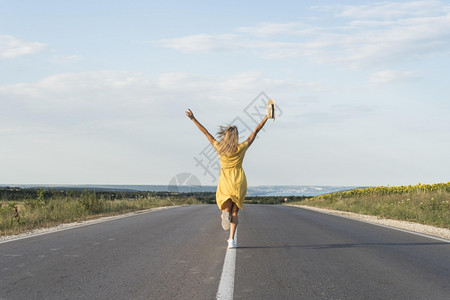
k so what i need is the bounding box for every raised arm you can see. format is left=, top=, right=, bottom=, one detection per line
left=246, top=115, right=269, bottom=147
left=185, top=109, right=216, bottom=146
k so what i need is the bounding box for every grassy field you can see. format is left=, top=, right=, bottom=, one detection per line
left=293, top=182, right=450, bottom=229
left=0, top=188, right=207, bottom=236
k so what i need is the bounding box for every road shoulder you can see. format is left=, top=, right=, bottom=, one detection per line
left=286, top=204, right=450, bottom=241
left=0, top=205, right=181, bottom=243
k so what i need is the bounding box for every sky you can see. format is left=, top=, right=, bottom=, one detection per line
left=1, top=0, right=449, bottom=187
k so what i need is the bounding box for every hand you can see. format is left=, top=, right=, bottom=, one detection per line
left=185, top=109, right=195, bottom=120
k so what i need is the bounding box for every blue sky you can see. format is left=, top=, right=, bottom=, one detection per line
left=1, top=0, right=449, bottom=187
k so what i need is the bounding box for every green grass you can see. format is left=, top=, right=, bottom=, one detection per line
left=0, top=189, right=203, bottom=236
left=291, top=182, right=450, bottom=229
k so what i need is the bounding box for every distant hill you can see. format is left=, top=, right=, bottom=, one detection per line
left=246, top=186, right=362, bottom=196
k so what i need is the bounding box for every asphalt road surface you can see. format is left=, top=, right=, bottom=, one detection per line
left=1, top=205, right=449, bottom=299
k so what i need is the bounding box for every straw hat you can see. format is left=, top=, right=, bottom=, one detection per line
left=266, top=99, right=276, bottom=120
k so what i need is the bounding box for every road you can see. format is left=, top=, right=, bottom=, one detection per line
left=1, top=205, right=449, bottom=299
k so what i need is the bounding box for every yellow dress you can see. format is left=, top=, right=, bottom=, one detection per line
left=214, top=140, right=250, bottom=210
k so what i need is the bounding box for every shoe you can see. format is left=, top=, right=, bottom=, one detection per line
left=221, top=211, right=230, bottom=231
left=227, top=239, right=237, bottom=249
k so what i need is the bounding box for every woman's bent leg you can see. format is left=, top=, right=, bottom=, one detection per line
left=228, top=203, right=239, bottom=241
left=221, top=199, right=233, bottom=231
left=221, top=199, right=233, bottom=213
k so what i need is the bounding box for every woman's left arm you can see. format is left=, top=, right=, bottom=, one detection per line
left=185, top=109, right=216, bottom=146
left=246, top=115, right=268, bottom=147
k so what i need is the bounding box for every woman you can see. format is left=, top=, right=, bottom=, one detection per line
left=185, top=108, right=269, bottom=248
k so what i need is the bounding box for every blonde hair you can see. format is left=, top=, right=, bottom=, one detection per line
left=216, top=125, right=238, bottom=156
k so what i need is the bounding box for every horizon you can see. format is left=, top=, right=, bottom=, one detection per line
left=0, top=183, right=366, bottom=197
left=2, top=182, right=446, bottom=197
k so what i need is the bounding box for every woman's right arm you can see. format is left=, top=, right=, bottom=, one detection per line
left=246, top=115, right=268, bottom=146
left=185, top=109, right=216, bottom=146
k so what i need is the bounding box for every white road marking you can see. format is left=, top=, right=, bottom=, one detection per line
left=216, top=232, right=237, bottom=300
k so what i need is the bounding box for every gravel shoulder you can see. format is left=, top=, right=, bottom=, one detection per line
left=287, top=204, right=450, bottom=241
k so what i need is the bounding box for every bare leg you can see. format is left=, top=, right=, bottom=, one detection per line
left=228, top=203, right=239, bottom=240
left=221, top=199, right=233, bottom=214
left=220, top=199, right=233, bottom=231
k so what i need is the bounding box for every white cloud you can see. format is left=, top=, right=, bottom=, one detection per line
left=236, top=22, right=318, bottom=37
left=0, top=70, right=321, bottom=131
left=0, top=35, right=46, bottom=59
left=0, top=70, right=150, bottom=101
left=157, top=34, right=241, bottom=53
left=156, top=1, right=450, bottom=68
left=156, top=72, right=211, bottom=90
left=330, top=0, right=446, bottom=19
left=0, top=71, right=157, bottom=133
left=52, top=54, right=82, bottom=63
left=0, top=127, right=22, bottom=133
left=368, top=70, right=418, bottom=86
left=325, top=15, right=450, bottom=67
